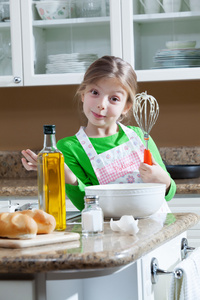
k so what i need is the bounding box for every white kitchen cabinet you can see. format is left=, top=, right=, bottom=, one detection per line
left=0, top=280, right=35, bottom=300
left=0, top=232, right=186, bottom=300
left=21, top=0, right=123, bottom=86
left=141, top=232, right=186, bottom=300
left=38, top=233, right=186, bottom=300
left=168, top=194, right=200, bottom=248
left=122, top=0, right=200, bottom=81
left=0, top=0, right=23, bottom=86
left=46, top=264, right=140, bottom=300
left=0, top=231, right=190, bottom=300
left=1, top=0, right=200, bottom=87
left=0, top=199, right=9, bottom=212
left=0, top=0, right=122, bottom=87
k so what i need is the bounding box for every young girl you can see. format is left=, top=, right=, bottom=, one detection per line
left=21, top=56, right=176, bottom=211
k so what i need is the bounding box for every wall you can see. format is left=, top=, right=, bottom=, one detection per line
left=0, top=79, right=199, bottom=150
left=138, top=79, right=200, bottom=147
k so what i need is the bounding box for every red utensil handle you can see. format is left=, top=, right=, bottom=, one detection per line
left=144, top=149, right=152, bottom=165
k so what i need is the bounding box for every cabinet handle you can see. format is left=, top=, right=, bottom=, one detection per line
left=14, top=77, right=21, bottom=84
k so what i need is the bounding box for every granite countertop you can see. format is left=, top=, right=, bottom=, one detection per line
left=0, top=212, right=199, bottom=274
left=0, top=177, right=199, bottom=197
left=175, top=177, right=200, bottom=194
left=0, top=178, right=38, bottom=197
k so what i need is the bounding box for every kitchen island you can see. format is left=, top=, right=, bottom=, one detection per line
left=0, top=212, right=198, bottom=273
left=0, top=212, right=199, bottom=300
left=0, top=148, right=200, bottom=299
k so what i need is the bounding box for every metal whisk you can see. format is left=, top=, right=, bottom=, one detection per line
left=133, top=91, right=159, bottom=165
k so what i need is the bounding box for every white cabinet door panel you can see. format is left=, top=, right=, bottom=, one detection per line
left=141, top=232, right=186, bottom=300
left=0, top=280, right=35, bottom=300
left=0, top=0, right=23, bottom=87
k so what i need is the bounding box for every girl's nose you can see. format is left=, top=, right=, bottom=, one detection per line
left=97, top=104, right=105, bottom=110
left=97, top=97, right=106, bottom=110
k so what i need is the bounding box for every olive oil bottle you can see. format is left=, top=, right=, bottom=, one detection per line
left=37, top=125, right=66, bottom=231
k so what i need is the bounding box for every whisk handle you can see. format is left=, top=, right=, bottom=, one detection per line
left=144, top=149, right=152, bottom=165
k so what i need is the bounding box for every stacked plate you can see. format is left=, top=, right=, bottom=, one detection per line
left=153, top=48, right=200, bottom=69
left=46, top=53, right=98, bottom=74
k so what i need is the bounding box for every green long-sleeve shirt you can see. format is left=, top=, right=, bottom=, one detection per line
left=57, top=125, right=176, bottom=211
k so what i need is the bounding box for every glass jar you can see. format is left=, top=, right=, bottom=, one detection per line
left=82, top=195, right=104, bottom=236
left=81, top=0, right=102, bottom=18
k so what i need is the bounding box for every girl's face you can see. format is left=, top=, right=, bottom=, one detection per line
left=81, top=77, right=131, bottom=131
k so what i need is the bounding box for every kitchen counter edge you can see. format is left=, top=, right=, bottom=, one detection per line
left=0, top=212, right=199, bottom=274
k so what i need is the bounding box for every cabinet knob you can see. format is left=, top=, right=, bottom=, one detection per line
left=14, top=77, right=21, bottom=84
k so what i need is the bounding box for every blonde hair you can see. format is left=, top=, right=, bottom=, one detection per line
left=76, top=56, right=138, bottom=123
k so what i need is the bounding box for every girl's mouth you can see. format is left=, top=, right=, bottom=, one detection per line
left=92, top=111, right=105, bottom=119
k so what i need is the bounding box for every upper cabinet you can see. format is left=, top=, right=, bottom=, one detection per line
left=0, top=0, right=200, bottom=87
left=0, top=0, right=23, bottom=86
left=122, top=0, right=200, bottom=81
left=21, top=0, right=122, bottom=86
left=0, top=0, right=122, bottom=87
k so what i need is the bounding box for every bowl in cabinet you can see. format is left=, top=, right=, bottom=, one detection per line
left=35, top=1, right=70, bottom=20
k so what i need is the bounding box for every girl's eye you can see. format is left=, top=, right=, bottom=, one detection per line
left=110, top=96, right=120, bottom=102
left=91, top=89, right=98, bottom=95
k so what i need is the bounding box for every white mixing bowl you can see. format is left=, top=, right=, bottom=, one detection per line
left=85, top=183, right=166, bottom=218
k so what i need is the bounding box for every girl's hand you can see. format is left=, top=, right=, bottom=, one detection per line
left=21, top=149, right=78, bottom=186
left=21, top=149, right=38, bottom=171
left=139, top=155, right=171, bottom=193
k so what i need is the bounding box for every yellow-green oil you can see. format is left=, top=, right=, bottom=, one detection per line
left=37, top=152, right=66, bottom=231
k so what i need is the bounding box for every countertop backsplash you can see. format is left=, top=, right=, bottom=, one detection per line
left=159, top=147, right=200, bottom=165
left=0, top=147, right=200, bottom=196
left=0, top=151, right=37, bottom=178
left=0, top=147, right=200, bottom=178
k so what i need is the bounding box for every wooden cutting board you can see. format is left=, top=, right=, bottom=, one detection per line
left=0, top=231, right=80, bottom=249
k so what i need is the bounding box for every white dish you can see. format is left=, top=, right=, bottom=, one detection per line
left=46, top=52, right=98, bottom=74
left=155, top=48, right=200, bottom=58
left=85, top=183, right=166, bottom=219
left=166, top=40, right=196, bottom=49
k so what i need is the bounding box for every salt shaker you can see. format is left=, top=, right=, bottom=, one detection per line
left=82, top=195, right=104, bottom=236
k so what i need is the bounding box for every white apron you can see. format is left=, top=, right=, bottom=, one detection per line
left=76, top=122, right=170, bottom=213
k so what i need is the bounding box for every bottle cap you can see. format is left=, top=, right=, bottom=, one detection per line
left=84, top=195, right=99, bottom=204
left=43, top=125, right=56, bottom=134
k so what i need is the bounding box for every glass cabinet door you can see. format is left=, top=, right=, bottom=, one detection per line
left=21, top=0, right=122, bottom=86
left=0, top=0, right=23, bottom=86
left=122, top=0, right=200, bottom=81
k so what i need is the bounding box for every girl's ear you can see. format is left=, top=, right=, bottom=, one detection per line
left=122, top=102, right=132, bottom=116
